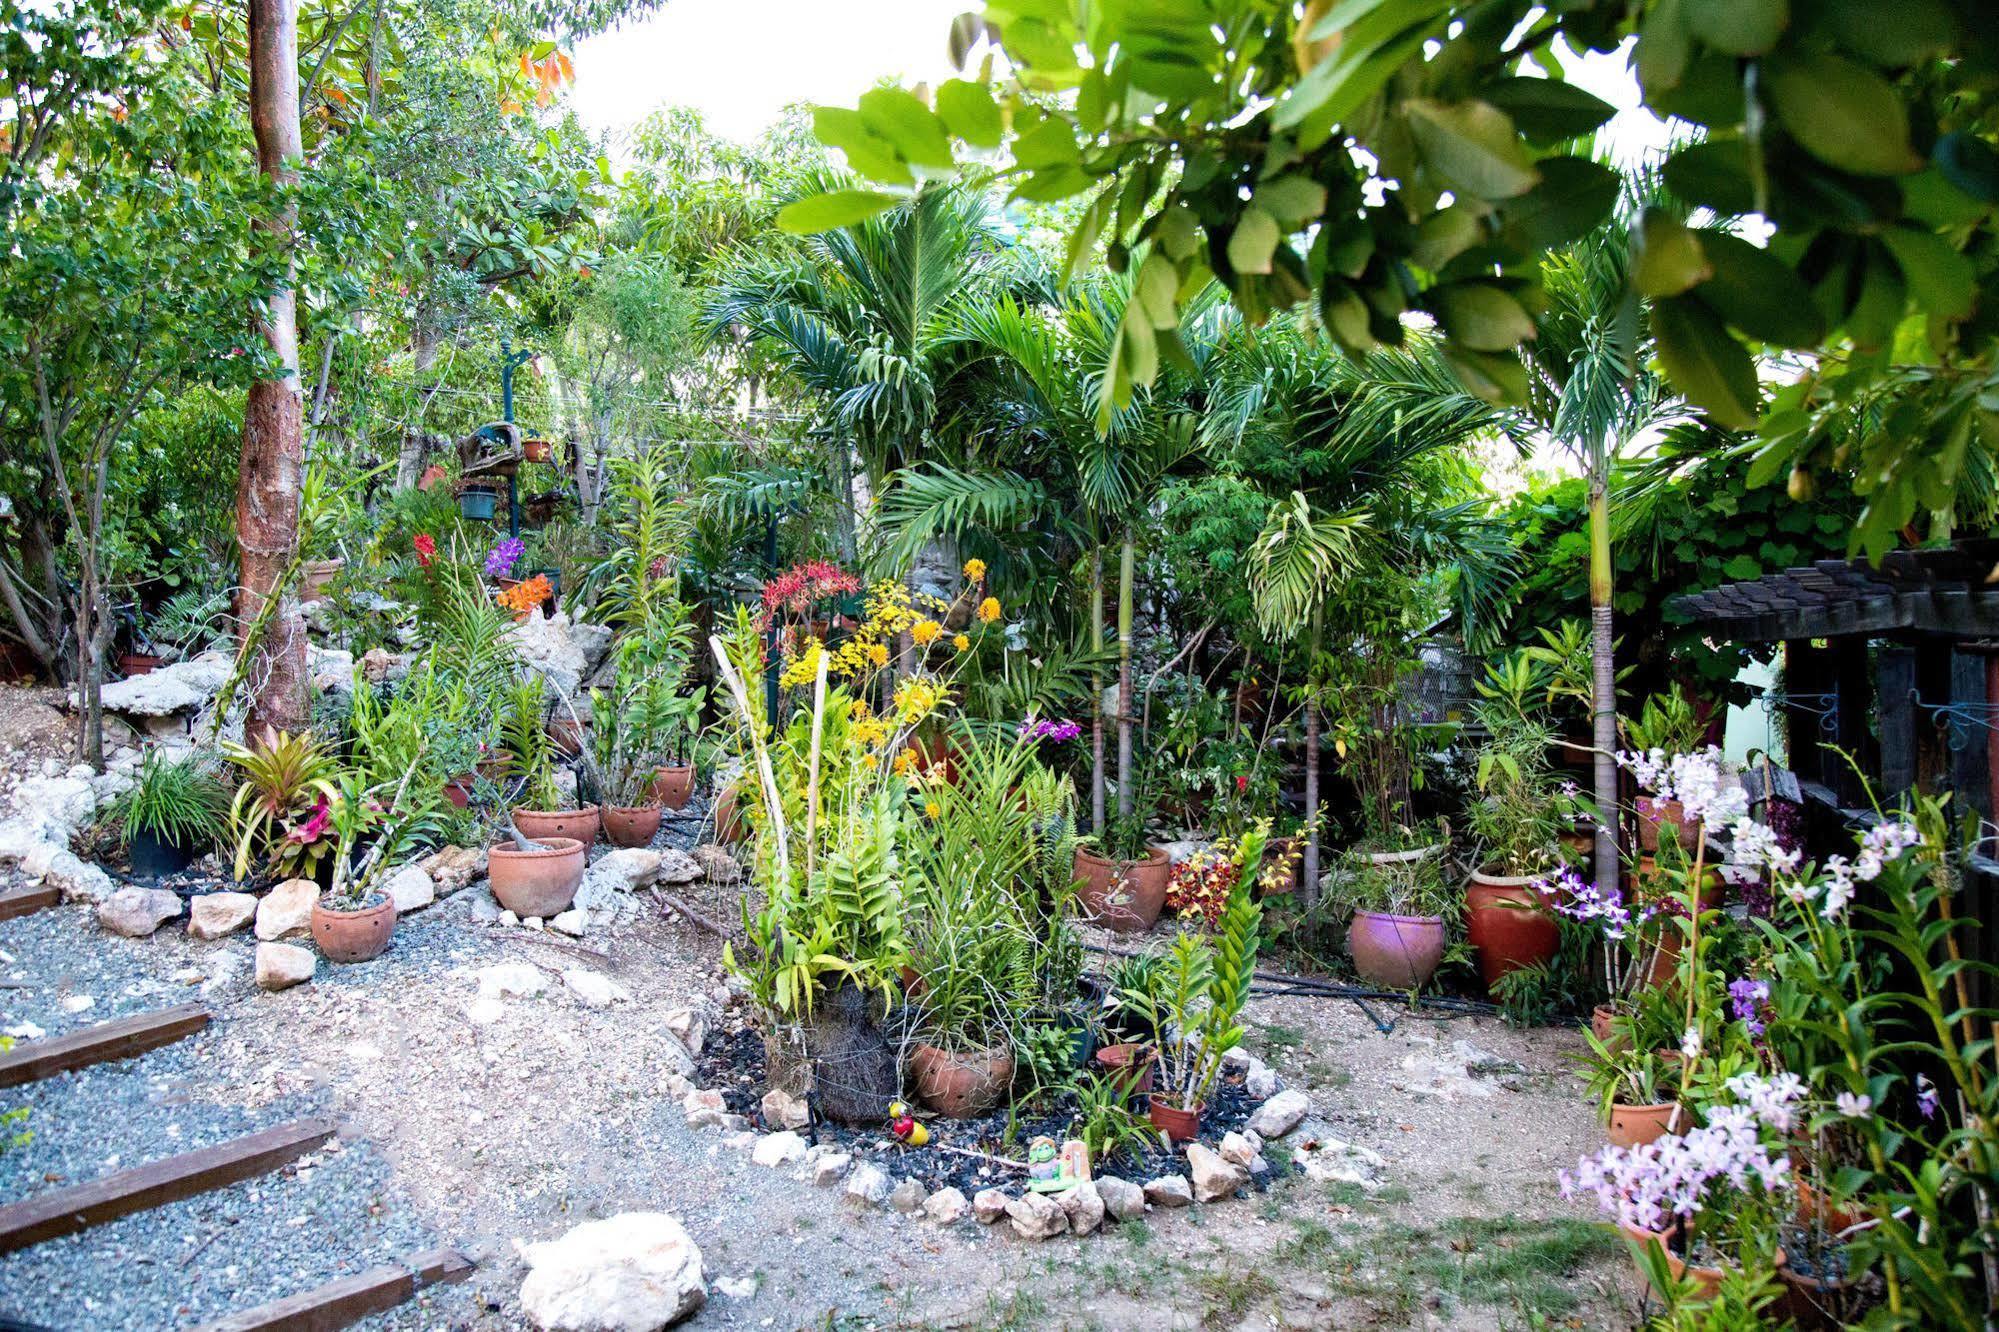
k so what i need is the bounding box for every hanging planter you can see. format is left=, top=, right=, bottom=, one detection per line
left=522, top=437, right=553, bottom=464
left=458, top=486, right=499, bottom=522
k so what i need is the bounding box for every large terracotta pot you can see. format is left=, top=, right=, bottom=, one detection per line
left=299, top=558, right=345, bottom=602
left=310, top=893, right=396, bottom=963
left=1635, top=796, right=1688, bottom=852
left=909, top=1042, right=1014, bottom=1118
left=1621, top=1223, right=1786, bottom=1302
left=1465, top=868, right=1560, bottom=989
left=1347, top=909, right=1446, bottom=989
left=488, top=836, right=585, bottom=917
left=119, top=651, right=165, bottom=677
left=1073, top=846, right=1171, bottom=933
left=648, top=764, right=695, bottom=811
left=1608, top=1099, right=1685, bottom=1149
left=512, top=805, right=601, bottom=846
left=602, top=805, right=663, bottom=848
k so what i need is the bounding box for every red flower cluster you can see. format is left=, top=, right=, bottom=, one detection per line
left=759, top=560, right=860, bottom=624
left=1166, top=851, right=1241, bottom=927
left=413, top=533, right=436, bottom=567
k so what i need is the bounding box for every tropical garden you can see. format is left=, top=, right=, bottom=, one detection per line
left=3, top=0, right=1998, bottom=1328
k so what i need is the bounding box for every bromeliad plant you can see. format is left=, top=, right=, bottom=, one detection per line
left=223, top=728, right=341, bottom=882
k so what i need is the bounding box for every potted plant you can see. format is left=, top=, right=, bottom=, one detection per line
left=503, top=674, right=600, bottom=845
left=308, top=763, right=428, bottom=964
left=1124, top=850, right=1265, bottom=1142
left=1463, top=652, right=1571, bottom=988
left=489, top=832, right=587, bottom=917
left=1562, top=1076, right=1793, bottom=1303
left=1621, top=686, right=1708, bottom=852
left=457, top=481, right=500, bottom=523
left=222, top=728, right=343, bottom=885
left=1330, top=848, right=1454, bottom=991
left=1074, top=793, right=1172, bottom=933
left=107, top=749, right=228, bottom=879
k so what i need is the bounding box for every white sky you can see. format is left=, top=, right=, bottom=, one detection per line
left=571, top=0, right=970, bottom=144
left=572, top=6, right=1671, bottom=161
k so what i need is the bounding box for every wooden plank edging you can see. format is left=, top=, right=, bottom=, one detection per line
left=0, top=884, right=60, bottom=921
left=187, top=1246, right=475, bottom=1332
left=0, top=1003, right=211, bottom=1087
left=0, top=1118, right=338, bottom=1254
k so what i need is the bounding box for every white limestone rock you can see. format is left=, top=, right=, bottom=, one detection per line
left=383, top=863, right=435, bottom=914
left=254, top=878, right=319, bottom=940
left=254, top=942, right=315, bottom=991
left=1247, top=1088, right=1310, bottom=1139
left=518, top=1212, right=705, bottom=1331
left=1055, top=1179, right=1104, bottom=1236
left=188, top=891, right=258, bottom=940
left=972, top=1188, right=1011, bottom=1224
left=751, top=1131, right=807, bottom=1168
left=1005, top=1191, right=1068, bottom=1240
left=1186, top=1142, right=1248, bottom=1202
left=1097, top=1176, right=1146, bottom=1222
left=845, top=1161, right=892, bottom=1208
left=477, top=962, right=550, bottom=999
left=563, top=967, right=629, bottom=1008
left=97, top=887, right=183, bottom=937
left=923, top=1186, right=969, bottom=1225
left=1143, top=1175, right=1194, bottom=1208
left=94, top=652, right=232, bottom=718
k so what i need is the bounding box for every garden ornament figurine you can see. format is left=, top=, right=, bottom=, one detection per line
left=887, top=1101, right=930, bottom=1147
left=1026, top=1136, right=1092, bottom=1191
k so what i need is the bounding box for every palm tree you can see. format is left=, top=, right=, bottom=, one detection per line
left=1232, top=330, right=1523, bottom=895
left=1521, top=192, right=1696, bottom=896
left=699, top=183, right=1004, bottom=563
left=875, top=276, right=1219, bottom=831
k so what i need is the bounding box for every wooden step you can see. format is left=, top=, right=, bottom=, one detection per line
left=0, top=1003, right=211, bottom=1087
left=0, top=1117, right=338, bottom=1254
left=0, top=883, right=60, bottom=921
left=189, top=1246, right=476, bottom=1332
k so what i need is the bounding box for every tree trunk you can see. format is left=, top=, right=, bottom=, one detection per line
left=1303, top=695, right=1321, bottom=905
left=394, top=321, right=440, bottom=490
left=1115, top=526, right=1135, bottom=823
left=238, top=0, right=307, bottom=741
left=1588, top=461, right=1620, bottom=894
left=1089, top=543, right=1105, bottom=834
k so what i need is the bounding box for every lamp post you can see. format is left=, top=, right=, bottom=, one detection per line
left=500, top=338, right=534, bottom=539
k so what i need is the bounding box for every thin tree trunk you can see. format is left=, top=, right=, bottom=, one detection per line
left=1089, top=543, right=1105, bottom=834
left=238, top=0, right=307, bottom=741
left=394, top=322, right=440, bottom=490
left=1303, top=695, right=1321, bottom=905
left=1588, top=461, right=1619, bottom=894
left=1115, top=526, right=1135, bottom=823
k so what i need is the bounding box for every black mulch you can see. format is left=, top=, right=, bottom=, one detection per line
left=694, top=1019, right=1288, bottom=1198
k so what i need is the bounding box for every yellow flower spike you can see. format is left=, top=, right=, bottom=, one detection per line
left=924, top=800, right=941, bottom=818
left=891, top=749, right=916, bottom=776
left=977, top=596, right=1001, bottom=624
left=911, top=619, right=942, bottom=647
left=953, top=634, right=970, bottom=652
left=963, top=558, right=986, bottom=582
left=867, top=643, right=890, bottom=667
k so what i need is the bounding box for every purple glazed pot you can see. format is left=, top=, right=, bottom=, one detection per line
left=1347, top=909, right=1446, bottom=990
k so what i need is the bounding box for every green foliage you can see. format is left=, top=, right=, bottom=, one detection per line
left=108, top=751, right=229, bottom=852
left=1124, top=874, right=1263, bottom=1111
left=1325, top=849, right=1456, bottom=921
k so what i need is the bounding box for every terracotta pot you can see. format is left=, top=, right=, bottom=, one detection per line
left=1465, top=868, right=1560, bottom=989
left=1635, top=796, right=1688, bottom=853
left=1558, top=826, right=1595, bottom=868
left=1631, top=855, right=1724, bottom=908
left=602, top=805, right=663, bottom=848
left=299, top=558, right=345, bottom=602
left=909, top=1042, right=1014, bottom=1118
left=1347, top=909, right=1446, bottom=990
left=714, top=783, right=748, bottom=844
left=442, top=776, right=474, bottom=809
left=1794, top=1178, right=1865, bottom=1235
left=1093, top=1043, right=1156, bottom=1097
left=547, top=717, right=586, bottom=758
left=310, top=893, right=396, bottom=963
left=1148, top=1099, right=1202, bottom=1144
left=1608, top=1099, right=1685, bottom=1149
left=511, top=806, right=600, bottom=846
left=648, top=764, right=695, bottom=811
left=1590, top=1003, right=1632, bottom=1052
left=1621, top=1223, right=1786, bottom=1302
left=488, top=836, right=586, bottom=917
left=522, top=437, right=552, bottom=463
left=903, top=732, right=958, bottom=786
left=1073, top=846, right=1171, bottom=933
left=118, top=651, right=165, bottom=677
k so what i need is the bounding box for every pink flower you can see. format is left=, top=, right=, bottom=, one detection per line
left=286, top=798, right=330, bottom=845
